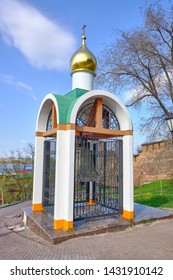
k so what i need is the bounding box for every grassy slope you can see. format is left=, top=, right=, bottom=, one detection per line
left=134, top=180, right=173, bottom=208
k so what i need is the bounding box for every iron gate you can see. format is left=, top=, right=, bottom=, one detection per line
left=43, top=139, right=56, bottom=213
left=74, top=136, right=123, bottom=221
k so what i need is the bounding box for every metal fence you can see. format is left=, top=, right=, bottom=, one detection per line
left=74, top=136, right=123, bottom=221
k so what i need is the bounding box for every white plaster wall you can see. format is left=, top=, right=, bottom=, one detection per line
left=123, top=135, right=134, bottom=212
left=71, top=71, right=94, bottom=91
left=32, top=136, right=44, bottom=204
left=54, top=129, right=75, bottom=221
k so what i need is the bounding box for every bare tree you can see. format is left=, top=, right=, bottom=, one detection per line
left=96, top=1, right=173, bottom=141
left=24, top=143, right=35, bottom=172
left=0, top=145, right=34, bottom=204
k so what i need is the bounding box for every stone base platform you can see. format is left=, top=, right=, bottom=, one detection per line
left=22, top=203, right=173, bottom=244
left=22, top=207, right=131, bottom=244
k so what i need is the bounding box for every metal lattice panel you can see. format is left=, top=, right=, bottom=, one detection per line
left=102, top=105, right=120, bottom=130
left=76, top=103, right=96, bottom=127
left=74, top=136, right=123, bottom=221
left=43, top=139, right=56, bottom=213
left=76, top=102, right=120, bottom=130
left=46, top=110, right=52, bottom=131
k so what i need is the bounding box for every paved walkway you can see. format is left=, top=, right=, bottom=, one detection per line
left=1, top=201, right=173, bottom=259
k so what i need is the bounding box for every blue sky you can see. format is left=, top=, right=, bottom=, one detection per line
left=0, top=0, right=170, bottom=156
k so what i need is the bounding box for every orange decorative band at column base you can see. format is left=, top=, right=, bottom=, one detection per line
left=32, top=203, right=43, bottom=211
left=122, top=210, right=134, bottom=220
left=54, top=219, right=73, bottom=230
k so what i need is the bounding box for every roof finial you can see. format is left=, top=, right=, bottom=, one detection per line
left=82, top=24, right=86, bottom=37
left=82, top=24, right=86, bottom=45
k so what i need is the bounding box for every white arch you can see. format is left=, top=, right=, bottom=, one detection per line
left=33, top=94, right=59, bottom=211
left=70, top=90, right=132, bottom=130
left=36, top=93, right=59, bottom=131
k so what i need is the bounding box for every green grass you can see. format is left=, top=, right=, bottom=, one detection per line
left=0, top=204, right=8, bottom=208
left=134, top=180, right=173, bottom=208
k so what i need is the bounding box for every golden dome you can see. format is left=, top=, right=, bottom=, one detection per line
left=70, top=35, right=97, bottom=72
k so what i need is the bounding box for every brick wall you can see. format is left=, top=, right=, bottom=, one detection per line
left=134, top=139, right=173, bottom=185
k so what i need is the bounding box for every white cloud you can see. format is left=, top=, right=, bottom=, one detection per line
left=1, top=74, right=37, bottom=100
left=2, top=75, right=32, bottom=90
left=17, top=81, right=33, bottom=92
left=21, top=140, right=27, bottom=143
left=0, top=0, right=77, bottom=70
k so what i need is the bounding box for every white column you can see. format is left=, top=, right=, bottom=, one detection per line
left=32, top=136, right=44, bottom=210
left=122, top=135, right=134, bottom=219
left=71, top=71, right=94, bottom=90
left=54, top=129, right=75, bottom=229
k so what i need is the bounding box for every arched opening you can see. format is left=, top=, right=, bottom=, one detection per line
left=42, top=138, right=56, bottom=213
left=76, top=102, right=120, bottom=130
left=74, top=98, right=123, bottom=221
left=41, top=102, right=57, bottom=213
left=46, top=110, right=53, bottom=131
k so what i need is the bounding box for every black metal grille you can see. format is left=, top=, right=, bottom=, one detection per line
left=76, top=102, right=120, bottom=130
left=43, top=139, right=56, bottom=213
left=46, top=110, right=52, bottom=131
left=74, top=136, right=123, bottom=221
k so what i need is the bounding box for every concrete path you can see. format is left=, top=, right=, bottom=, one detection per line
left=0, top=201, right=173, bottom=259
